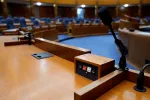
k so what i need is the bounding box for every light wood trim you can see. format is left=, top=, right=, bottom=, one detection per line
left=34, top=38, right=91, bottom=62
left=74, top=70, right=124, bottom=100
left=126, top=69, right=150, bottom=88
left=74, top=69, right=150, bottom=100
left=97, top=80, right=150, bottom=100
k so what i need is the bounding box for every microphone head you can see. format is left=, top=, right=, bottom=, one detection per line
left=98, top=6, right=112, bottom=26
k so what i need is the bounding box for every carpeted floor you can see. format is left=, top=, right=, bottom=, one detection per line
left=60, top=34, right=137, bottom=70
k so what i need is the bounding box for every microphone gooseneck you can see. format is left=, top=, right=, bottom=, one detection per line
left=98, top=6, right=128, bottom=71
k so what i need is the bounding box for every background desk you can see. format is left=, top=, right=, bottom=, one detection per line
left=0, top=36, right=92, bottom=100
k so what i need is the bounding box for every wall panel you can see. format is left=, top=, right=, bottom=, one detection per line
left=8, top=3, right=30, bottom=18
left=56, top=0, right=75, bottom=4
left=119, top=6, right=138, bottom=17
left=142, top=5, right=150, bottom=17
left=58, top=6, right=76, bottom=17
left=0, top=2, right=3, bottom=16
left=39, top=6, right=54, bottom=18
left=98, top=0, right=117, bottom=5
left=143, top=0, right=150, bottom=4
left=84, top=7, right=95, bottom=18
left=77, top=0, right=96, bottom=5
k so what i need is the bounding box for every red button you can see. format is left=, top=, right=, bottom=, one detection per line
left=83, top=65, right=87, bottom=71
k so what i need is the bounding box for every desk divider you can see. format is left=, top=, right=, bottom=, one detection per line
left=34, top=38, right=91, bottom=62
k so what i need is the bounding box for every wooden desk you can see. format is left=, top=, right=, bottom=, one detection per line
left=0, top=36, right=92, bottom=100
left=97, top=80, right=150, bottom=100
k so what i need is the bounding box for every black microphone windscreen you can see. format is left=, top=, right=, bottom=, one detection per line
left=98, top=6, right=112, bottom=26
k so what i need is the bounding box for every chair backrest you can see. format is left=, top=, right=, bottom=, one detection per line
left=33, top=20, right=40, bottom=27
left=95, top=19, right=100, bottom=24
left=0, top=16, right=4, bottom=21
left=46, top=18, right=51, bottom=24
left=13, top=17, right=20, bottom=23
left=20, top=17, right=27, bottom=28
left=6, top=18, right=15, bottom=29
left=76, top=20, right=80, bottom=24
left=85, top=20, right=89, bottom=24
left=0, top=19, right=6, bottom=24
left=30, top=17, right=35, bottom=22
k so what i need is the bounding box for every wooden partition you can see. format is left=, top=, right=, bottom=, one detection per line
left=142, top=5, right=150, bottom=17
left=84, top=7, right=95, bottom=18
left=39, top=6, right=55, bottom=18
left=70, top=24, right=109, bottom=37
left=58, top=6, right=77, bottom=18
left=8, top=3, right=30, bottom=18
left=34, top=29, right=58, bottom=41
left=119, top=5, right=139, bottom=17
left=34, top=38, right=91, bottom=62
left=74, top=69, right=150, bottom=100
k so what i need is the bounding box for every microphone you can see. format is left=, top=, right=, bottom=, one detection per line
left=134, top=64, right=150, bottom=92
left=98, top=6, right=128, bottom=71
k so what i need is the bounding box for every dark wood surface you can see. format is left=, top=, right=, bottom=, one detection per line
left=34, top=38, right=91, bottom=62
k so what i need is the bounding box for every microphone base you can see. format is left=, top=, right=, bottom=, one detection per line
left=118, top=67, right=129, bottom=71
left=134, top=86, right=146, bottom=92
left=114, top=65, right=129, bottom=71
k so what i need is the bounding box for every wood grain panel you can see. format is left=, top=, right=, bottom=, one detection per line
left=36, top=0, right=54, bottom=3
left=34, top=38, right=91, bottom=62
left=84, top=7, right=95, bottom=18
left=126, top=69, right=150, bottom=88
left=0, top=2, right=3, bottom=16
left=142, top=5, right=150, bottom=17
left=97, top=80, right=150, bottom=100
left=8, top=3, right=30, bottom=18
left=75, top=69, right=150, bottom=100
left=0, top=36, right=92, bottom=100
left=119, top=6, right=138, bottom=17
left=143, top=0, right=150, bottom=4
left=74, top=70, right=124, bottom=100
left=98, top=0, right=117, bottom=5
left=34, top=29, right=58, bottom=41
left=77, top=0, right=96, bottom=5
left=119, top=0, right=139, bottom=4
left=56, top=0, right=75, bottom=4
left=58, top=7, right=77, bottom=18
left=39, top=6, right=54, bottom=18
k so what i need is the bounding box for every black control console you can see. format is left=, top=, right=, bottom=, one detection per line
left=76, top=60, right=98, bottom=81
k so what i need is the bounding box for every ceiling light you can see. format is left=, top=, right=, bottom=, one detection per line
left=53, top=4, right=56, bottom=7
left=81, top=4, right=86, bottom=8
left=124, top=4, right=129, bottom=7
left=36, top=2, right=42, bottom=6
left=1, top=0, right=4, bottom=2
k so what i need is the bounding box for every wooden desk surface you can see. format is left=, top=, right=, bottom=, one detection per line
left=0, top=36, right=92, bottom=100
left=97, top=80, right=150, bottom=100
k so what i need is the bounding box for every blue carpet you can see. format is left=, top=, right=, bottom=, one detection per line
left=58, top=34, right=71, bottom=40
left=61, top=35, right=137, bottom=70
